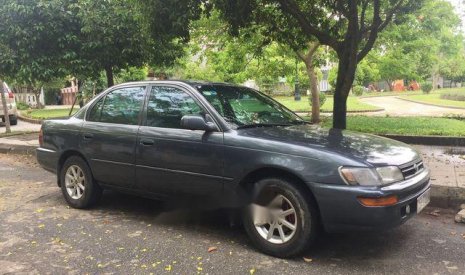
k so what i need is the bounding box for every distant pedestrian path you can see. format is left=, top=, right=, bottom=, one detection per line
left=359, top=96, right=465, bottom=116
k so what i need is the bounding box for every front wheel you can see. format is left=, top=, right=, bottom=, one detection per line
left=242, top=178, right=319, bottom=258
left=60, top=156, right=102, bottom=209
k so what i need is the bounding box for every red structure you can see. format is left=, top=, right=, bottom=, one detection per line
left=391, top=80, right=421, bottom=91
left=61, top=86, right=77, bottom=105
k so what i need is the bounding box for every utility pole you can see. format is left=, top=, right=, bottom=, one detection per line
left=0, top=80, right=11, bottom=133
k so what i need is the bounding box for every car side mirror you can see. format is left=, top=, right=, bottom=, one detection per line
left=181, top=115, right=217, bottom=132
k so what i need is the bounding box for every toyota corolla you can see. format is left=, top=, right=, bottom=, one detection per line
left=37, top=81, right=430, bottom=258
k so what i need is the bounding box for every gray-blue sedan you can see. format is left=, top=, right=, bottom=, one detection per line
left=37, top=81, right=430, bottom=258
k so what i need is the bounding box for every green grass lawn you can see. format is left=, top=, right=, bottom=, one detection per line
left=23, top=108, right=79, bottom=119
left=274, top=96, right=381, bottom=112
left=317, top=116, right=465, bottom=136
left=399, top=93, right=465, bottom=109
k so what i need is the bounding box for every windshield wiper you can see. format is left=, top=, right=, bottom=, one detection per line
left=236, top=123, right=291, bottom=129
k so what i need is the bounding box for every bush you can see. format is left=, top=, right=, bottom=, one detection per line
left=352, top=85, right=365, bottom=96
left=308, top=92, right=327, bottom=108
left=325, top=89, right=335, bottom=95
left=440, top=91, right=465, bottom=101
left=421, top=83, right=433, bottom=94
left=16, top=102, right=30, bottom=110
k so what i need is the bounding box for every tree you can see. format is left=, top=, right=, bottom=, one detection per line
left=440, top=43, right=465, bottom=86
left=0, top=0, right=160, bottom=94
left=0, top=0, right=79, bottom=108
left=75, top=0, right=148, bottom=87
left=139, top=0, right=424, bottom=129
left=296, top=42, right=321, bottom=123
left=174, top=11, right=301, bottom=91
left=368, top=0, right=462, bottom=90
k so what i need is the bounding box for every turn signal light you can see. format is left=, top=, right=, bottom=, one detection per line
left=357, top=195, right=398, bottom=207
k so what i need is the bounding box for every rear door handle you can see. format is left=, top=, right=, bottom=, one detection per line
left=140, top=138, right=155, bottom=146
left=83, top=133, right=94, bottom=140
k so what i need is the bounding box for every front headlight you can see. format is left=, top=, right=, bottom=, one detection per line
left=339, top=166, right=404, bottom=186
left=375, top=166, right=404, bottom=184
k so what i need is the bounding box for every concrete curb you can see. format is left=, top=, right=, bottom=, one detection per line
left=321, top=108, right=385, bottom=114
left=17, top=113, right=43, bottom=124
left=295, top=108, right=385, bottom=114
left=431, top=185, right=465, bottom=209
left=0, top=144, right=37, bottom=156
left=396, top=96, right=465, bottom=110
left=382, top=134, right=465, bottom=147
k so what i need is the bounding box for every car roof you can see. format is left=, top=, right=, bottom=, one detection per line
left=110, top=80, right=244, bottom=90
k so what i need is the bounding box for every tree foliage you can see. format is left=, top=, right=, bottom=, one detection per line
left=0, top=0, right=171, bottom=90
left=174, top=11, right=302, bottom=89
left=138, top=0, right=424, bottom=129
left=366, top=0, right=462, bottom=89
left=0, top=0, right=78, bottom=86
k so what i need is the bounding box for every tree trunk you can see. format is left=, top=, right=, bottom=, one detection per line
left=295, top=42, right=320, bottom=123
left=386, top=80, right=393, bottom=91
left=0, top=80, right=11, bottom=133
left=34, top=88, right=43, bottom=109
left=333, top=48, right=357, bottom=130
left=105, top=66, right=114, bottom=87
left=304, top=61, right=320, bottom=123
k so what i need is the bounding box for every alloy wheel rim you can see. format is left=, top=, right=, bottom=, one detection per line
left=252, top=194, right=298, bottom=244
left=65, top=165, right=85, bottom=200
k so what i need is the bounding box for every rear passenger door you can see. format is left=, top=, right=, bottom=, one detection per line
left=135, top=84, right=224, bottom=196
left=81, top=85, right=146, bottom=188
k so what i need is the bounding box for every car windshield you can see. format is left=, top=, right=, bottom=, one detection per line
left=196, top=85, right=305, bottom=129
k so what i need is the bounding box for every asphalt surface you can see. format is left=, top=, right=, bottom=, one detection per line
left=1, top=154, right=464, bottom=275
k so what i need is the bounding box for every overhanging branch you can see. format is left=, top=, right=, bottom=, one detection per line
left=276, top=0, right=339, bottom=49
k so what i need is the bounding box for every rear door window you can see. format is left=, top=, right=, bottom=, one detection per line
left=88, top=86, right=146, bottom=125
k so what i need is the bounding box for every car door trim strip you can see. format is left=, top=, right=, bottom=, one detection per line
left=136, top=165, right=233, bottom=181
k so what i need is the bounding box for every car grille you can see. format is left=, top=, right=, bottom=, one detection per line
left=400, top=160, right=425, bottom=179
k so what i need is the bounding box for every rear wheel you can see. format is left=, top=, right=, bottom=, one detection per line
left=242, top=177, right=319, bottom=258
left=60, top=156, right=102, bottom=208
left=2, top=115, right=17, bottom=125
left=9, top=115, right=17, bottom=125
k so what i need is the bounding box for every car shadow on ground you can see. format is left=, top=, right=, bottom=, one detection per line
left=69, top=189, right=414, bottom=261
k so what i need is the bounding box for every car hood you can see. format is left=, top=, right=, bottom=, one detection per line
left=236, top=124, right=420, bottom=166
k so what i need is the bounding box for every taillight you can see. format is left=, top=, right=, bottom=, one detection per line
left=39, top=129, right=43, bottom=147
left=8, top=92, right=14, bottom=99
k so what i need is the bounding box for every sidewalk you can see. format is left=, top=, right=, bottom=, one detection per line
left=0, top=133, right=463, bottom=208
left=413, top=145, right=465, bottom=208
left=0, top=133, right=39, bottom=155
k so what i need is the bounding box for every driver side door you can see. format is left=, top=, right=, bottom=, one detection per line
left=135, top=85, right=224, bottom=196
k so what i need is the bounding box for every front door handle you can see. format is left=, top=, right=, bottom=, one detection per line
left=140, top=138, right=155, bottom=146
left=83, top=133, right=94, bottom=140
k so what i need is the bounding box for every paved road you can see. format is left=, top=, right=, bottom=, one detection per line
left=1, top=154, right=464, bottom=274
left=359, top=97, right=465, bottom=116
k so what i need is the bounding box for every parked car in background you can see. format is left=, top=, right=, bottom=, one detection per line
left=0, top=82, right=18, bottom=125
left=36, top=81, right=431, bottom=258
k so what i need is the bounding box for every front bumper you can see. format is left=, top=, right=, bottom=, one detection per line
left=311, top=169, right=431, bottom=233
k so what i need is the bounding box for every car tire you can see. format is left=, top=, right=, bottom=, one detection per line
left=10, top=116, right=17, bottom=125
left=60, top=156, right=102, bottom=209
left=242, top=177, right=319, bottom=258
